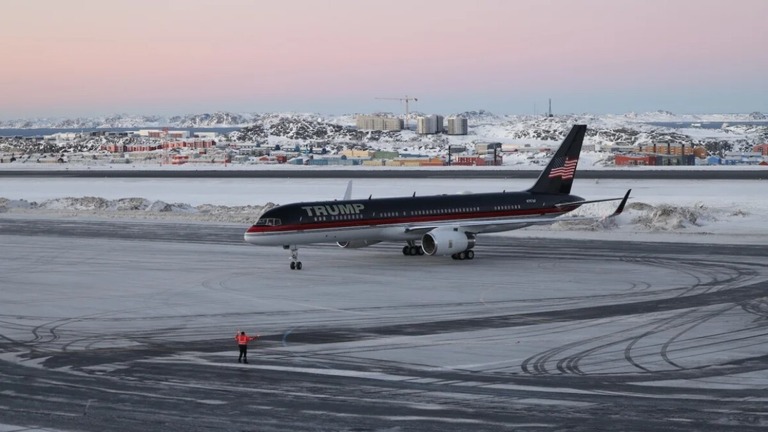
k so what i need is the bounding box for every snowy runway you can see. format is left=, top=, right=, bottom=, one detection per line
left=1, top=217, right=767, bottom=431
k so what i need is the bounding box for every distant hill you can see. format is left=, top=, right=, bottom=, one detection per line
left=1, top=111, right=766, bottom=156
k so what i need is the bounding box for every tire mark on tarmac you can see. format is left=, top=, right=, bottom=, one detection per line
left=656, top=305, right=738, bottom=370
left=28, top=274, right=768, bottom=369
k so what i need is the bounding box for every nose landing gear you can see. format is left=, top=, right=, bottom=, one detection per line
left=284, top=245, right=302, bottom=270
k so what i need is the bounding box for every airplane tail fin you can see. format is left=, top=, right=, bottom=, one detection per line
left=527, top=124, right=586, bottom=195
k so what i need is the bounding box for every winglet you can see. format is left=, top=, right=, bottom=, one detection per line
left=343, top=180, right=353, bottom=200
left=610, top=189, right=631, bottom=217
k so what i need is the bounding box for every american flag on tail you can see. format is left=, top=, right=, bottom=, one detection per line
left=548, top=156, right=578, bottom=179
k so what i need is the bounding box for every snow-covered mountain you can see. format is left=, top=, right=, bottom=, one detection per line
left=0, top=112, right=259, bottom=129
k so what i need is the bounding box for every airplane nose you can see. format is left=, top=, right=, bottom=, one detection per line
left=244, top=226, right=257, bottom=243
left=244, top=231, right=258, bottom=244
left=244, top=226, right=270, bottom=245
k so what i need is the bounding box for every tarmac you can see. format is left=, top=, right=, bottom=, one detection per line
left=1, top=217, right=767, bottom=431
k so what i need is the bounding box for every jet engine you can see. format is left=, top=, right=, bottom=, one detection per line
left=421, top=228, right=475, bottom=256
left=337, top=240, right=382, bottom=249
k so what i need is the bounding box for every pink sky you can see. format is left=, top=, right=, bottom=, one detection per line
left=1, top=0, right=767, bottom=119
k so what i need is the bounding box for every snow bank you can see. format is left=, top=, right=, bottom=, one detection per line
left=0, top=197, right=274, bottom=224
left=557, top=201, right=729, bottom=231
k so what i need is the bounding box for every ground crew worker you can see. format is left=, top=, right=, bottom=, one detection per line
left=235, top=330, right=259, bottom=363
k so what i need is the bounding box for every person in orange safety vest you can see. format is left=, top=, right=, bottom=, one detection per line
left=235, top=330, right=259, bottom=363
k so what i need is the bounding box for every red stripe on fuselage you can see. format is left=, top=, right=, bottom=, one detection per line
left=246, top=205, right=578, bottom=234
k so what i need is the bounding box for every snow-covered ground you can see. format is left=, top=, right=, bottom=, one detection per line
left=1, top=177, right=765, bottom=244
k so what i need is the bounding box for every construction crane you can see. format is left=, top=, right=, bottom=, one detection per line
left=375, top=95, right=418, bottom=129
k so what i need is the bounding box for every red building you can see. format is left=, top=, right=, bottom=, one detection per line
left=615, top=154, right=657, bottom=166
left=753, top=144, right=768, bottom=156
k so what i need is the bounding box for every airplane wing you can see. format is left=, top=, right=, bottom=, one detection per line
left=555, top=195, right=627, bottom=208
left=405, top=189, right=631, bottom=235
left=404, top=215, right=581, bottom=235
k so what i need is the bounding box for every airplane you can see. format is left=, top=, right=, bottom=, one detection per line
left=244, top=124, right=630, bottom=270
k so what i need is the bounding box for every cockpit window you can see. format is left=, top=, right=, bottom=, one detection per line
left=255, top=218, right=281, bottom=226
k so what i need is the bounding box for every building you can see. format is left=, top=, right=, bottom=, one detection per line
left=632, top=142, right=704, bottom=165
left=231, top=142, right=265, bottom=155
left=451, top=155, right=502, bottom=166
left=163, top=139, right=215, bottom=151
left=416, top=115, right=444, bottom=134
left=753, top=144, right=768, bottom=156
left=385, top=157, right=444, bottom=167
left=638, top=142, right=694, bottom=156
left=341, top=149, right=376, bottom=159
left=355, top=116, right=403, bottom=131
left=446, top=116, right=468, bottom=135
left=102, top=139, right=216, bottom=154
left=699, top=155, right=722, bottom=165
left=136, top=129, right=190, bottom=139
left=474, top=142, right=501, bottom=155
left=722, top=152, right=764, bottom=165
left=124, top=143, right=163, bottom=152
left=615, top=154, right=695, bottom=166
left=373, top=150, right=398, bottom=159
left=194, top=132, right=218, bottom=139
left=615, top=154, right=656, bottom=166
left=170, top=155, right=190, bottom=165
left=298, top=155, right=363, bottom=166
left=103, top=142, right=127, bottom=153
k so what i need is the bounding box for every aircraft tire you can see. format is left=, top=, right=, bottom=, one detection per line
left=466, top=250, right=475, bottom=260
left=409, top=246, right=419, bottom=256
left=296, top=262, right=302, bottom=270
left=417, top=248, right=424, bottom=256
left=290, top=262, right=296, bottom=270
left=402, top=246, right=410, bottom=256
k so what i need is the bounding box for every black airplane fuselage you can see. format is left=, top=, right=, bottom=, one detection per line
left=245, top=191, right=583, bottom=245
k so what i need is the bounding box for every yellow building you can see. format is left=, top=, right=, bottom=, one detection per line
left=385, top=157, right=444, bottom=167
left=341, top=149, right=376, bottom=158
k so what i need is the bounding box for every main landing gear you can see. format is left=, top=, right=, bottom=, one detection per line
left=451, top=250, right=475, bottom=260
left=402, top=241, right=424, bottom=256
left=284, top=245, right=302, bottom=270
